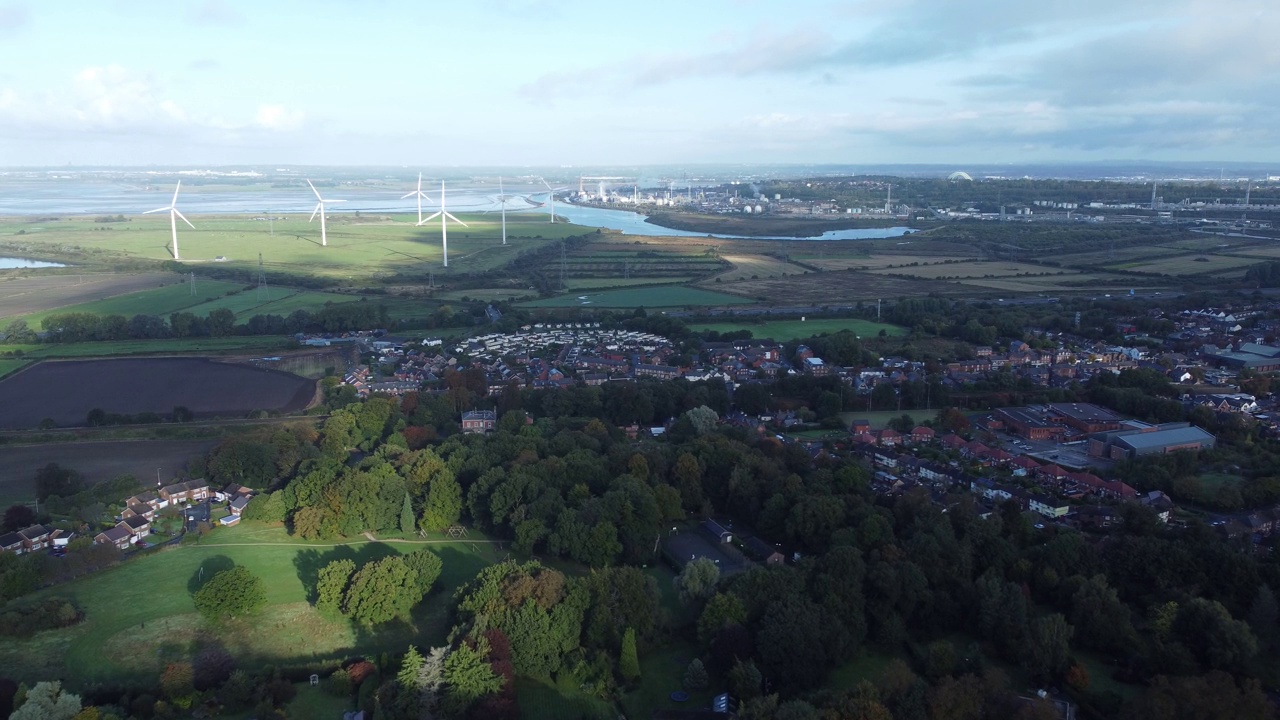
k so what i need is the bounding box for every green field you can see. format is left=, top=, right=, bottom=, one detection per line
left=838, top=410, right=926, bottom=430
left=563, top=277, right=697, bottom=290
left=3, top=335, right=293, bottom=359
left=519, top=285, right=756, bottom=308
left=0, top=358, right=29, bottom=378
left=0, top=521, right=504, bottom=686
left=0, top=212, right=583, bottom=281
left=688, top=317, right=906, bottom=340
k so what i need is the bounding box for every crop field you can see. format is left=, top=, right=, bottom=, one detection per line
left=562, top=276, right=697, bottom=290
left=1109, top=253, right=1262, bottom=276
left=714, top=270, right=976, bottom=304
left=0, top=521, right=504, bottom=685
left=701, top=254, right=810, bottom=283
left=1226, top=245, right=1280, bottom=259
left=867, top=261, right=1071, bottom=279
left=0, top=357, right=315, bottom=429
left=799, top=254, right=974, bottom=271
left=0, top=272, right=178, bottom=320
left=4, top=335, right=293, bottom=360
left=0, top=212, right=580, bottom=281
left=688, top=317, right=906, bottom=340
left=0, top=438, right=222, bottom=506
left=955, top=274, right=1141, bottom=293
left=13, top=278, right=247, bottom=326
left=434, top=286, right=539, bottom=302
left=519, top=285, right=756, bottom=308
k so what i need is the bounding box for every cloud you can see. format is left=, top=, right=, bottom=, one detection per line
left=187, top=0, right=246, bottom=27
left=188, top=59, right=221, bottom=72
left=255, top=104, right=304, bottom=131
left=0, top=3, right=29, bottom=36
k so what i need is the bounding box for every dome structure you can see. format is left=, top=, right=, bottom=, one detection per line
left=948, top=171, right=973, bottom=181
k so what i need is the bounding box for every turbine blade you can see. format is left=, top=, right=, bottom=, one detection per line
left=325, top=199, right=346, bottom=204
left=445, top=212, right=468, bottom=227
left=401, top=191, right=416, bottom=199
left=419, top=211, right=442, bottom=226
left=174, top=209, right=195, bottom=229
left=171, top=180, right=182, bottom=205
left=307, top=179, right=322, bottom=201
left=310, top=203, right=321, bottom=222
left=143, top=207, right=169, bottom=214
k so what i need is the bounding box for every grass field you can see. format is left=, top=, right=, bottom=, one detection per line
left=0, top=358, right=28, bottom=379
left=1110, top=254, right=1261, bottom=276
left=563, top=277, right=697, bottom=290
left=0, top=212, right=582, bottom=281
left=0, top=521, right=504, bottom=686
left=0, top=273, right=180, bottom=321
left=868, top=261, right=1071, bottom=279
left=688, top=317, right=906, bottom=341
left=519, top=285, right=756, bottom=308
left=434, top=287, right=539, bottom=302
left=702, top=254, right=810, bottom=283
left=839, top=410, right=925, bottom=430
left=4, top=335, right=293, bottom=359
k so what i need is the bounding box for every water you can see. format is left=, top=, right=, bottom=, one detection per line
left=541, top=201, right=913, bottom=240
left=0, top=178, right=911, bottom=241
left=0, top=257, right=65, bottom=268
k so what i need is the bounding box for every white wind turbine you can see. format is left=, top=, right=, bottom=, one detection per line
left=144, top=181, right=194, bottom=260
left=418, top=181, right=468, bottom=267
left=307, top=179, right=345, bottom=247
left=539, top=177, right=568, bottom=223
left=495, top=176, right=514, bottom=245
left=401, top=173, right=434, bottom=225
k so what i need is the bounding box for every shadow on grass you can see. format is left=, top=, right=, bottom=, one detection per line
left=292, top=543, right=402, bottom=605
left=188, top=555, right=236, bottom=595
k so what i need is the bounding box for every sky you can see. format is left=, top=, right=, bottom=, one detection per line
left=0, top=0, right=1276, bottom=167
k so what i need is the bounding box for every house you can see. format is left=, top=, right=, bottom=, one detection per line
left=849, top=419, right=871, bottom=435
left=94, top=525, right=133, bottom=551
left=216, top=483, right=254, bottom=502
left=461, top=409, right=497, bottom=434
left=702, top=519, right=733, bottom=544
left=0, top=532, right=24, bottom=554
left=219, top=514, right=242, bottom=527
left=126, top=490, right=167, bottom=511
left=743, top=537, right=785, bottom=565
left=909, top=426, right=936, bottom=444
left=1140, top=491, right=1175, bottom=523
left=121, top=515, right=151, bottom=538
left=229, top=495, right=252, bottom=516
left=1029, top=495, right=1071, bottom=519
left=17, top=525, right=55, bottom=553
left=1071, top=505, right=1125, bottom=530
left=160, top=479, right=210, bottom=505
left=123, top=503, right=155, bottom=521
left=634, top=363, right=680, bottom=380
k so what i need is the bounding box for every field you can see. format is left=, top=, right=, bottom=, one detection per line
left=4, top=335, right=293, bottom=360
left=0, top=272, right=178, bottom=320
left=1109, top=253, right=1262, bottom=276
left=519, top=285, right=756, bottom=308
left=688, top=317, right=906, bottom=341
left=701, top=254, right=810, bottom=283
left=802, top=254, right=973, bottom=271
left=0, top=358, right=316, bottom=429
left=839, top=410, right=925, bottom=429
left=867, top=261, right=1072, bottom=280
left=0, top=358, right=27, bottom=378
left=0, top=437, right=222, bottom=506
left=0, top=211, right=583, bottom=282
left=0, top=521, right=505, bottom=685
left=563, top=276, right=697, bottom=290
left=714, top=270, right=978, bottom=304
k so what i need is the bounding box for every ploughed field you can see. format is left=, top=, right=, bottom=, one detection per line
left=0, top=357, right=315, bottom=429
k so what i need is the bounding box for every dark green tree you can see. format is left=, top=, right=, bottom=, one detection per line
left=193, top=567, right=266, bottom=621
left=619, top=626, right=640, bottom=681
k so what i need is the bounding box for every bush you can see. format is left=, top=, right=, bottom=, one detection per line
left=193, top=567, right=266, bottom=621
left=0, top=598, right=81, bottom=638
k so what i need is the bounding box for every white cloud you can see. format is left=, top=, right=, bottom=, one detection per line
left=255, top=104, right=304, bottom=131
left=0, top=3, right=28, bottom=36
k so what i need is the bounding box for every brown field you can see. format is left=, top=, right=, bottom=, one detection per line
left=956, top=275, right=1149, bottom=293
left=1113, top=254, right=1262, bottom=276
left=714, top=270, right=974, bottom=304
left=0, top=358, right=316, bottom=430
left=868, top=261, right=1073, bottom=279
left=803, top=254, right=975, bottom=271
left=0, top=272, right=179, bottom=320
left=0, top=437, right=221, bottom=504
left=701, top=254, right=810, bottom=284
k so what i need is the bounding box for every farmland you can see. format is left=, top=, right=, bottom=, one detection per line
left=0, top=357, right=316, bottom=429
left=0, top=211, right=582, bottom=282
left=3, top=335, right=294, bottom=360
left=0, top=272, right=179, bottom=320
left=687, top=317, right=907, bottom=340
left=0, top=521, right=505, bottom=685
left=700, top=253, right=809, bottom=283
left=867, top=260, right=1077, bottom=280
left=0, top=437, right=222, bottom=507
left=519, top=284, right=756, bottom=308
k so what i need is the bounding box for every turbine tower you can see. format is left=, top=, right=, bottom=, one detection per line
left=419, top=181, right=468, bottom=267
left=539, top=178, right=568, bottom=223
left=144, top=181, right=194, bottom=260
left=495, top=177, right=515, bottom=246
left=401, top=173, right=434, bottom=225
left=307, top=179, right=345, bottom=247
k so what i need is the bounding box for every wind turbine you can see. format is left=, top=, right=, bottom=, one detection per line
left=401, top=173, right=434, bottom=225
left=495, top=176, right=514, bottom=245
left=307, top=179, right=345, bottom=247
left=539, top=177, right=568, bottom=223
left=144, top=181, right=194, bottom=261
left=419, top=181, right=468, bottom=267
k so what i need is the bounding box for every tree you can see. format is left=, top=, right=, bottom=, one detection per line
left=193, top=567, right=266, bottom=621
left=1128, top=671, right=1271, bottom=720
left=698, top=592, right=747, bottom=646
left=10, top=681, right=82, bottom=720
left=34, top=463, right=83, bottom=503
left=3, top=504, right=35, bottom=532
left=399, top=493, right=415, bottom=535
left=683, top=658, right=708, bottom=690
left=403, top=548, right=444, bottom=597
left=675, top=557, right=720, bottom=605
left=160, top=662, right=195, bottom=708
left=1025, top=613, right=1073, bottom=680
left=1247, top=584, right=1278, bottom=654
left=421, top=473, right=463, bottom=532
left=619, top=627, right=640, bottom=681
left=443, top=638, right=502, bottom=717
left=316, top=558, right=356, bottom=614
left=729, top=659, right=763, bottom=700
left=683, top=405, right=720, bottom=436
left=343, top=556, right=413, bottom=627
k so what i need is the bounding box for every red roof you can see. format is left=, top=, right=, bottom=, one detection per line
left=1038, top=464, right=1068, bottom=477
left=879, top=428, right=900, bottom=438
left=1010, top=456, right=1041, bottom=469
left=941, top=434, right=967, bottom=448
left=911, top=426, right=936, bottom=437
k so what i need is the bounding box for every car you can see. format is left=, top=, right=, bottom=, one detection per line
left=1034, top=523, right=1046, bottom=530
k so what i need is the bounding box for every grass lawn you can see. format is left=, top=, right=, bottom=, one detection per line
left=1073, top=649, right=1140, bottom=701
left=285, top=684, right=354, bottom=718
left=0, top=358, right=29, bottom=379
left=687, top=317, right=906, bottom=341
left=518, top=285, right=755, bottom=308
left=517, top=676, right=616, bottom=720
left=838, top=410, right=925, bottom=430
left=828, top=651, right=897, bottom=690
left=620, top=641, right=714, bottom=719
left=0, top=521, right=503, bottom=687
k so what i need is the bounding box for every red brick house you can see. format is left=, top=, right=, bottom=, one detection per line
left=94, top=525, right=133, bottom=551
left=461, top=409, right=497, bottom=434
left=160, top=480, right=210, bottom=505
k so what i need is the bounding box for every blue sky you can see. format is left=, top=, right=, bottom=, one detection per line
left=0, top=0, right=1275, bottom=166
